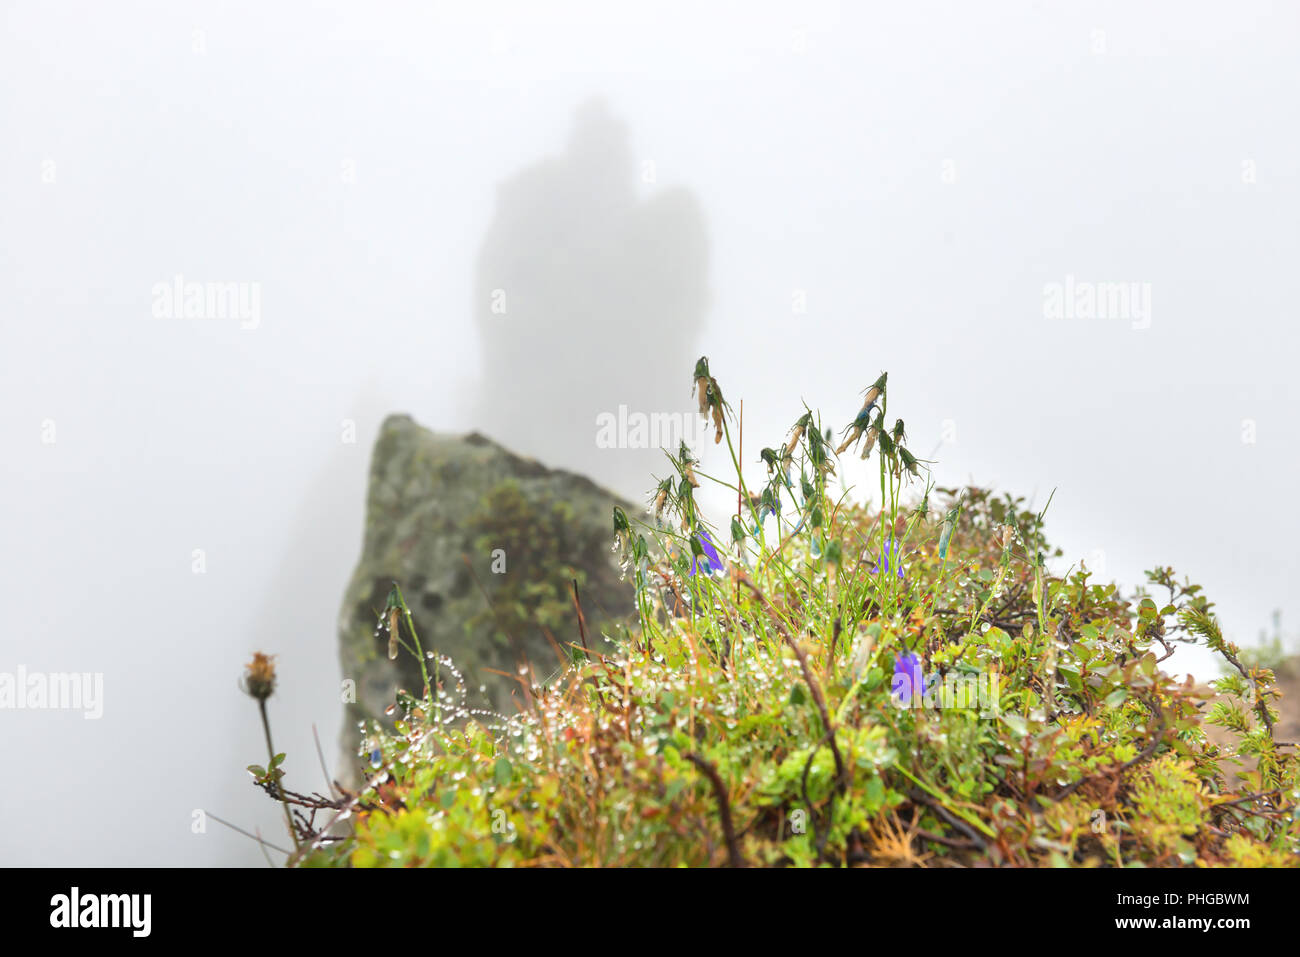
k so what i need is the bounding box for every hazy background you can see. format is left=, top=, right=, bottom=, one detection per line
left=2, top=0, right=1297, bottom=866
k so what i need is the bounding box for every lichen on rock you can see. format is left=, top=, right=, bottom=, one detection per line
left=336, top=414, right=636, bottom=785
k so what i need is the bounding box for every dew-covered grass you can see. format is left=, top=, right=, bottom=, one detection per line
left=251, top=358, right=1299, bottom=867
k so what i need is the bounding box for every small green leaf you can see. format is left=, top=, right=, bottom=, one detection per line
left=1002, top=714, right=1028, bottom=737
left=493, top=758, right=512, bottom=786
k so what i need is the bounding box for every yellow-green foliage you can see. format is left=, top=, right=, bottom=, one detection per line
left=1131, top=755, right=1205, bottom=861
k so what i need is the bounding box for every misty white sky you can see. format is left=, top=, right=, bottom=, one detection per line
left=2, top=1, right=1297, bottom=866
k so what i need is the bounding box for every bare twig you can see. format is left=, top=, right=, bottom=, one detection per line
left=909, top=789, right=987, bottom=850
left=570, top=578, right=590, bottom=655
left=685, top=752, right=745, bottom=868
left=914, top=827, right=981, bottom=851
left=204, top=809, right=293, bottom=857
left=312, top=723, right=337, bottom=799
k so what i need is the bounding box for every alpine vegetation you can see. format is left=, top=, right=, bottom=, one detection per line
left=245, top=358, right=1298, bottom=867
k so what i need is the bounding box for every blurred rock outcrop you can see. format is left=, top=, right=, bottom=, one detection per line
left=470, top=98, right=710, bottom=498
left=336, top=414, right=636, bottom=784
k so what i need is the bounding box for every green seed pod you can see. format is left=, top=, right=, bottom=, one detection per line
left=730, top=516, right=747, bottom=543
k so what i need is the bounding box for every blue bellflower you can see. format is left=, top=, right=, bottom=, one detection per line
left=690, top=527, right=725, bottom=577
left=873, top=536, right=905, bottom=579
left=891, top=651, right=924, bottom=707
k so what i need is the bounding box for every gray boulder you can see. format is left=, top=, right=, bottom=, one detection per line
left=336, top=414, right=637, bottom=784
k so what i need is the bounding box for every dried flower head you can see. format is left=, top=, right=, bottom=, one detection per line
left=652, top=478, right=672, bottom=523
left=692, top=356, right=711, bottom=413
left=785, top=412, right=813, bottom=457
left=836, top=406, right=872, bottom=455
left=690, top=357, right=726, bottom=443
left=838, top=380, right=885, bottom=458
left=861, top=371, right=888, bottom=410
left=242, top=652, right=277, bottom=701
left=387, top=606, right=401, bottom=660
left=862, top=422, right=879, bottom=459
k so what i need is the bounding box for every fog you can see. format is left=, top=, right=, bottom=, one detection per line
left=1, top=0, right=1297, bottom=866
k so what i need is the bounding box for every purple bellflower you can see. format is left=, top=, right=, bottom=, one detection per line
left=891, top=650, right=925, bottom=708
left=873, top=536, right=905, bottom=579
left=689, top=527, right=725, bottom=577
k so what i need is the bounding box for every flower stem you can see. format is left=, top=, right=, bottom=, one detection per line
left=258, top=699, right=300, bottom=850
